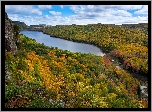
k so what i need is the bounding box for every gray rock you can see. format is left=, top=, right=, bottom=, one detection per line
left=140, top=86, right=148, bottom=96
left=5, top=12, right=18, bottom=54
left=5, top=12, right=18, bottom=78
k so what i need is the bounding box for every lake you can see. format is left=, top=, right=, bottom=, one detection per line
left=20, top=31, right=105, bottom=56
left=20, top=30, right=148, bottom=99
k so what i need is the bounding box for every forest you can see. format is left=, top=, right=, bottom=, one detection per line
left=43, top=24, right=148, bottom=76
left=5, top=24, right=148, bottom=108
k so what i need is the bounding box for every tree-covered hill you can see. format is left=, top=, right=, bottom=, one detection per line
left=5, top=34, right=148, bottom=108
left=12, top=21, right=28, bottom=30
left=43, top=24, right=148, bottom=76
left=5, top=12, right=148, bottom=108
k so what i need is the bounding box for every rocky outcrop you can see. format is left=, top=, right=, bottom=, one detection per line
left=5, top=12, right=18, bottom=77
left=5, top=12, right=17, bottom=55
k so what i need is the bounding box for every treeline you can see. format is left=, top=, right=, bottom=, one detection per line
left=12, top=21, right=28, bottom=31
left=43, top=24, right=148, bottom=76
left=5, top=34, right=148, bottom=108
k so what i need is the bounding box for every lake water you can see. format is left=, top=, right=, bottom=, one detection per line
left=20, top=30, right=148, bottom=98
left=20, top=31, right=105, bottom=56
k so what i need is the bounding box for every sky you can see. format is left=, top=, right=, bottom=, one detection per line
left=5, top=5, right=148, bottom=26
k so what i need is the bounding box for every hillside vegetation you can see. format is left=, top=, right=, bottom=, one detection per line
left=5, top=33, right=148, bottom=108
left=43, top=24, right=148, bottom=76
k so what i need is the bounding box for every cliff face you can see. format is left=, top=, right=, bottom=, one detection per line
left=5, top=12, right=18, bottom=77
left=5, top=12, right=17, bottom=54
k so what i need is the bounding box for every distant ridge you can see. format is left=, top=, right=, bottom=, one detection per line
left=12, top=21, right=28, bottom=30
left=25, top=22, right=148, bottom=31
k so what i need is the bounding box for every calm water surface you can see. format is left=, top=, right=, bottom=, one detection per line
left=20, top=31, right=148, bottom=98
left=20, top=31, right=105, bottom=56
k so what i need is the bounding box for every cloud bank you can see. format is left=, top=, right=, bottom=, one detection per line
left=5, top=5, right=148, bottom=26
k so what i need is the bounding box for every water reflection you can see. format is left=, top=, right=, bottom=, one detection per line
left=20, top=31, right=105, bottom=56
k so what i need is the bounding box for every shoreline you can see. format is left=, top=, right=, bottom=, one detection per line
left=22, top=30, right=148, bottom=100
left=23, top=30, right=148, bottom=76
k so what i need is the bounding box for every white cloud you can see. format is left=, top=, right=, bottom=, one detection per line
left=7, top=12, right=148, bottom=26
left=113, top=10, right=132, bottom=17
left=70, top=5, right=133, bottom=19
left=6, top=5, right=148, bottom=26
left=49, top=11, right=62, bottom=16
left=5, top=5, right=42, bottom=15
left=60, top=5, right=64, bottom=9
left=106, top=16, right=147, bottom=24
left=109, top=5, right=143, bottom=10
left=38, top=5, right=52, bottom=10
left=134, top=5, right=148, bottom=15
left=86, top=5, right=94, bottom=9
left=7, top=14, right=19, bottom=21
left=70, top=5, right=144, bottom=14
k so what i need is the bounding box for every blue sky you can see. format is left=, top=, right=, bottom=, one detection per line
left=5, top=5, right=148, bottom=26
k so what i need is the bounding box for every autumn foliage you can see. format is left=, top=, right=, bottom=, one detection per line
left=43, top=24, right=148, bottom=75
left=5, top=29, right=148, bottom=108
